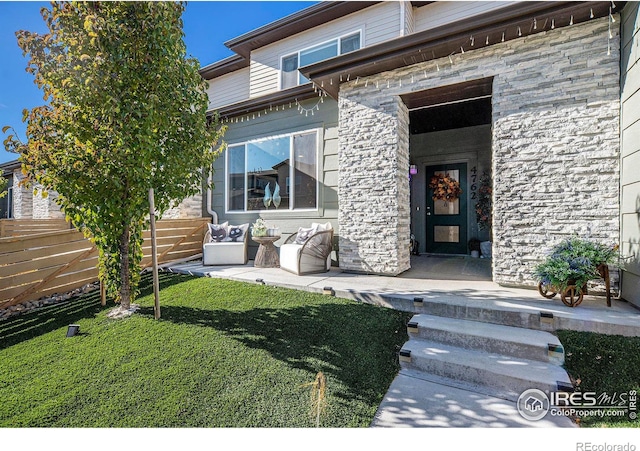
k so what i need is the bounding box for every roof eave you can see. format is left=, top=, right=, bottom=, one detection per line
left=207, top=84, right=320, bottom=119
left=224, top=1, right=381, bottom=59
left=300, top=1, right=619, bottom=98
left=199, top=54, right=249, bottom=80
left=1, top=159, right=21, bottom=176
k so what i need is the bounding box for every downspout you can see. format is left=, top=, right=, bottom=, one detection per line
left=206, top=170, right=218, bottom=224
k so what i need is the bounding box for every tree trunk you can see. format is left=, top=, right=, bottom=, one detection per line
left=119, top=222, right=131, bottom=309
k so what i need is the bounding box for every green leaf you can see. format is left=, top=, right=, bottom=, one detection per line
left=13, top=1, right=225, bottom=306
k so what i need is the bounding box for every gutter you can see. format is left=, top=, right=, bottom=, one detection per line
left=206, top=170, right=218, bottom=224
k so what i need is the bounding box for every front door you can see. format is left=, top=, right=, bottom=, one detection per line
left=425, top=163, right=467, bottom=254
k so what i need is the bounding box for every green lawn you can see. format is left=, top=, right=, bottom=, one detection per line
left=558, top=330, right=640, bottom=428
left=0, top=272, right=412, bottom=427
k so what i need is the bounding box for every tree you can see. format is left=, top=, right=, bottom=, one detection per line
left=4, top=2, right=225, bottom=309
left=0, top=177, right=7, bottom=200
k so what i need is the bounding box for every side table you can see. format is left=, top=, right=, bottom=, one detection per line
left=252, top=235, right=281, bottom=268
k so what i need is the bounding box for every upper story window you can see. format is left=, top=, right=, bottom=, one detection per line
left=281, top=31, right=361, bottom=89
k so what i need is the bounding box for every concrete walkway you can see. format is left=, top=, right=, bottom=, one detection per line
left=163, top=256, right=640, bottom=428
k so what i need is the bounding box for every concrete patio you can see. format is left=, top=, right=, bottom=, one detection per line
left=163, top=255, right=640, bottom=337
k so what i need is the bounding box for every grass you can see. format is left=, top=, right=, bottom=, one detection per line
left=558, top=330, right=640, bottom=428
left=0, top=272, right=412, bottom=427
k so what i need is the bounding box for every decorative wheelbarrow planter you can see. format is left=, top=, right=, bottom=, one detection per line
left=534, top=238, right=618, bottom=308
left=537, top=263, right=611, bottom=307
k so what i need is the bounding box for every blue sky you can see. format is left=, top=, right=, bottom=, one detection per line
left=0, top=0, right=317, bottom=164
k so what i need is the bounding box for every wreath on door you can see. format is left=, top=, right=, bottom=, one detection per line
left=428, top=173, right=462, bottom=202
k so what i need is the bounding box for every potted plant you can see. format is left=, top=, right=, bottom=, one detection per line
left=251, top=218, right=268, bottom=237
left=534, top=237, right=618, bottom=307
left=475, top=172, right=492, bottom=233
left=468, top=238, right=481, bottom=258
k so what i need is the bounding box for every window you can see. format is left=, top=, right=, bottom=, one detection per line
left=281, top=31, right=361, bottom=89
left=6, top=186, right=12, bottom=219
left=340, top=33, right=360, bottom=54
left=281, top=54, right=298, bottom=92
left=226, top=130, right=318, bottom=212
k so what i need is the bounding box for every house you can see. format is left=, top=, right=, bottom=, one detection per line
left=0, top=159, right=66, bottom=220
left=1, top=157, right=200, bottom=220
left=0, top=160, right=17, bottom=219
left=201, top=0, right=640, bottom=308
left=524, top=396, right=545, bottom=413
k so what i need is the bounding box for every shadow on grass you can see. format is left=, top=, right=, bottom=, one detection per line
left=138, top=270, right=195, bottom=298
left=0, top=271, right=193, bottom=351
left=137, top=301, right=410, bottom=404
left=0, top=291, right=106, bottom=351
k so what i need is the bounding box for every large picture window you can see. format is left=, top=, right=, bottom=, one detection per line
left=226, top=130, right=319, bottom=212
left=281, top=31, right=361, bottom=89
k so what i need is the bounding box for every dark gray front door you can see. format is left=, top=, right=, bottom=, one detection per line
left=425, top=163, right=467, bottom=254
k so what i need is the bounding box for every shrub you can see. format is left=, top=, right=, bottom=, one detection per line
left=534, top=237, right=618, bottom=293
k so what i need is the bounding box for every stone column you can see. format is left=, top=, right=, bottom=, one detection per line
left=337, top=94, right=411, bottom=275
left=12, top=169, right=32, bottom=219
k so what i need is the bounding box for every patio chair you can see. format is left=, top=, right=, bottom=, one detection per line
left=280, top=222, right=333, bottom=275
left=202, top=222, right=249, bottom=265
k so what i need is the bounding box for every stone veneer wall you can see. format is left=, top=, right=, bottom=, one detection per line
left=11, top=169, right=64, bottom=219
left=338, top=17, right=620, bottom=285
left=162, top=193, right=203, bottom=219
left=338, top=95, right=411, bottom=275
left=11, top=170, right=32, bottom=219
left=11, top=167, right=201, bottom=220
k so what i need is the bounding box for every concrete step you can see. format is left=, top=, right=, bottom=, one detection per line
left=399, top=338, right=573, bottom=402
left=406, top=314, right=565, bottom=364
left=407, top=295, right=554, bottom=331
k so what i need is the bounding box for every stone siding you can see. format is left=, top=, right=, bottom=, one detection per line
left=338, top=17, right=620, bottom=284
left=11, top=170, right=32, bottom=219
left=11, top=167, right=201, bottom=220
left=338, top=96, right=411, bottom=275
left=162, top=192, right=203, bottom=219
left=11, top=169, right=63, bottom=220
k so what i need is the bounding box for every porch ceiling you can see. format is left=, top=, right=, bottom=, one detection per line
left=300, top=1, right=620, bottom=99
left=401, top=77, right=493, bottom=111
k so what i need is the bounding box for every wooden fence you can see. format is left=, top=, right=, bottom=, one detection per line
left=0, top=219, right=72, bottom=238
left=0, top=218, right=209, bottom=309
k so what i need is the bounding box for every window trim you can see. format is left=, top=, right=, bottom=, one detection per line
left=224, top=128, right=321, bottom=214
left=279, top=30, right=362, bottom=90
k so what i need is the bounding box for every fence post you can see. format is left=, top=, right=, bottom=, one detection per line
left=100, top=280, right=106, bottom=306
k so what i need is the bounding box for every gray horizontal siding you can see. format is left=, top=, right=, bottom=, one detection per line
left=205, top=98, right=339, bottom=260
left=206, top=68, right=250, bottom=110
left=620, top=2, right=640, bottom=306
left=413, top=1, right=518, bottom=34
left=249, top=2, right=401, bottom=98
